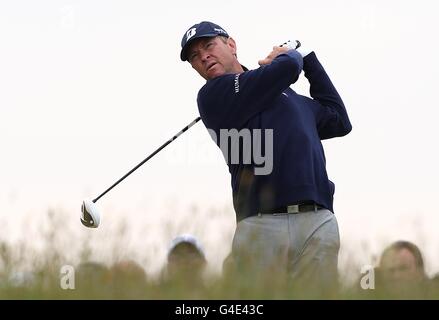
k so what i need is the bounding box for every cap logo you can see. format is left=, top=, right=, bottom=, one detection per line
left=214, top=28, right=227, bottom=35
left=186, top=28, right=197, bottom=41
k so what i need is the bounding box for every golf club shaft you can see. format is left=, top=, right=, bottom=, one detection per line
left=93, top=117, right=202, bottom=203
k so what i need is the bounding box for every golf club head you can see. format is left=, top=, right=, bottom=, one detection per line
left=81, top=200, right=101, bottom=228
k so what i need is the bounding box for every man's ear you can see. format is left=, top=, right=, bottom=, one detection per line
left=227, top=37, right=237, bottom=56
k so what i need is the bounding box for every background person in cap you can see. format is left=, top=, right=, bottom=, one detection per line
left=180, top=21, right=352, bottom=292
left=162, top=234, right=207, bottom=289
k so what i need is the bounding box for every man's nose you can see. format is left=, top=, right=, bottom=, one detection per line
left=200, top=50, right=210, bottom=62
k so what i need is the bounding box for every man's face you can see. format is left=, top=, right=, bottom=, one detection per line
left=187, top=36, right=238, bottom=80
left=167, top=243, right=206, bottom=280
left=380, top=248, right=423, bottom=283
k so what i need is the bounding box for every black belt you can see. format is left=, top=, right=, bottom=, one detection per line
left=260, top=202, right=324, bottom=215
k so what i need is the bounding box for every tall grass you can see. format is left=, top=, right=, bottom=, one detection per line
left=1, top=210, right=438, bottom=299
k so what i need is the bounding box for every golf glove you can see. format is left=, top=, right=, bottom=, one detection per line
left=281, top=39, right=312, bottom=58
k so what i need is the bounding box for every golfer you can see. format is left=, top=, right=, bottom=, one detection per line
left=180, top=21, right=352, bottom=290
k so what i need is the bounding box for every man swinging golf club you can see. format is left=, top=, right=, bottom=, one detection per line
left=180, top=21, right=352, bottom=290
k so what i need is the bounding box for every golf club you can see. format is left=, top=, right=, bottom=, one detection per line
left=81, top=39, right=300, bottom=228
left=81, top=117, right=201, bottom=228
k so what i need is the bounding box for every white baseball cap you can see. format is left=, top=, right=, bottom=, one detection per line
left=167, top=234, right=205, bottom=259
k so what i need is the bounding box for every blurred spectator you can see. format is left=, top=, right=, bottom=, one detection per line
left=377, top=240, right=428, bottom=297
left=75, top=261, right=110, bottom=297
left=429, top=273, right=439, bottom=297
left=163, top=234, right=207, bottom=288
left=379, top=241, right=426, bottom=282
left=6, top=271, right=35, bottom=288
left=109, top=260, right=148, bottom=298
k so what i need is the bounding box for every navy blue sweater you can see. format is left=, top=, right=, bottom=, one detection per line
left=197, top=50, right=352, bottom=222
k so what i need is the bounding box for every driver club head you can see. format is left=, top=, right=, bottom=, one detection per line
left=81, top=200, right=101, bottom=228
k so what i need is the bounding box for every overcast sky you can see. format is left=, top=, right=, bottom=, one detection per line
left=1, top=0, right=438, bottom=276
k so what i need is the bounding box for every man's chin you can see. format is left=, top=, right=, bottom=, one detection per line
left=206, top=67, right=225, bottom=80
